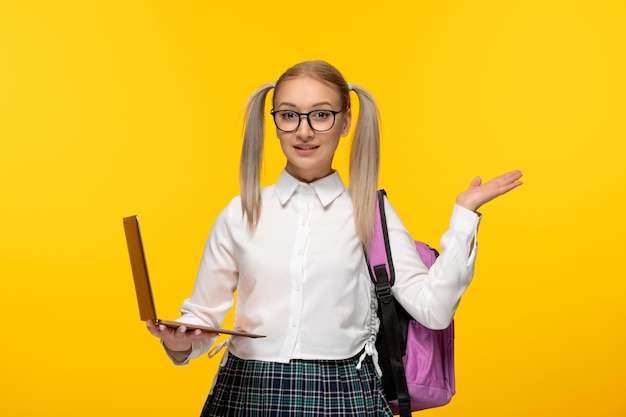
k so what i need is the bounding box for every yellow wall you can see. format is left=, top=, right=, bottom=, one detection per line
left=1, top=1, right=624, bottom=415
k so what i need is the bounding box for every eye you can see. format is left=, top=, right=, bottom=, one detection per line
left=280, top=111, right=297, bottom=120
left=311, top=111, right=332, bottom=120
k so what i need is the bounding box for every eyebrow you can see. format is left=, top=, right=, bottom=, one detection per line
left=275, top=101, right=335, bottom=109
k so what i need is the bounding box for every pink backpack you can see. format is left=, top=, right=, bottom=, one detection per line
left=366, top=190, right=455, bottom=416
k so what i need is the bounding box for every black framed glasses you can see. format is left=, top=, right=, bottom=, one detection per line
left=270, top=109, right=343, bottom=132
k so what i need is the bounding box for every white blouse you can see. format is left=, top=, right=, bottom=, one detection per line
left=168, top=170, right=480, bottom=365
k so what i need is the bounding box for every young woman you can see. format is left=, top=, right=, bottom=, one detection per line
left=147, top=60, right=523, bottom=416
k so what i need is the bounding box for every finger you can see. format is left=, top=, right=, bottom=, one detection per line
left=469, top=176, right=482, bottom=188
left=498, top=171, right=523, bottom=187
left=484, top=172, right=522, bottom=190
left=147, top=321, right=176, bottom=339
left=146, top=320, right=161, bottom=337
left=490, top=177, right=523, bottom=197
left=147, top=320, right=168, bottom=336
left=496, top=170, right=523, bottom=184
left=194, top=330, right=219, bottom=338
left=502, top=179, right=524, bottom=193
left=174, top=325, right=188, bottom=339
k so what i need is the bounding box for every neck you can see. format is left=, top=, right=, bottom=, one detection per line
left=286, top=167, right=334, bottom=183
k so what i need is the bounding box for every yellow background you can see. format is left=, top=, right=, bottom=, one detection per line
left=1, top=1, right=624, bottom=415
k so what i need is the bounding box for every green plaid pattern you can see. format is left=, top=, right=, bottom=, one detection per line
left=201, top=352, right=392, bottom=416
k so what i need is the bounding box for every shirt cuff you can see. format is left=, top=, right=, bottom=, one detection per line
left=161, top=340, right=192, bottom=366
left=448, top=204, right=481, bottom=236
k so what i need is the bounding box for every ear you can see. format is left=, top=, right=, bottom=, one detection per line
left=340, top=109, right=352, bottom=137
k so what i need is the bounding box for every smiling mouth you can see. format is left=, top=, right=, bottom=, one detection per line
left=294, top=145, right=320, bottom=150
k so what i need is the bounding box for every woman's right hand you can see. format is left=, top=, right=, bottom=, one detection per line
left=146, top=320, right=218, bottom=352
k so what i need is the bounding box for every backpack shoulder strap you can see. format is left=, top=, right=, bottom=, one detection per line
left=366, top=189, right=412, bottom=417
left=366, top=190, right=396, bottom=286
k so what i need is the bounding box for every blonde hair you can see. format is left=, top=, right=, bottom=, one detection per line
left=240, top=60, right=381, bottom=246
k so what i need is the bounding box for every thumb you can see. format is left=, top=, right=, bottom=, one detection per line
left=469, top=176, right=482, bottom=188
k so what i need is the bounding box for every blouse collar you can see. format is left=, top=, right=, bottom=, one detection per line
left=275, top=170, right=346, bottom=207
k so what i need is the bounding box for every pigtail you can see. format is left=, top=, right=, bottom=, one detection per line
left=240, top=82, right=275, bottom=232
left=350, top=85, right=380, bottom=247
left=349, top=84, right=381, bottom=248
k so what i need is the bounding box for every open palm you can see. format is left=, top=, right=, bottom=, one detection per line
left=456, top=170, right=523, bottom=212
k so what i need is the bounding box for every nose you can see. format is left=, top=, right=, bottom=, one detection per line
left=295, top=114, right=314, bottom=140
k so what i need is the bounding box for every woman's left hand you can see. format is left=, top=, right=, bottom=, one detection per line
left=456, top=170, right=523, bottom=212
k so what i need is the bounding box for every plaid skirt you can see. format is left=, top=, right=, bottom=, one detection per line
left=200, top=351, right=392, bottom=417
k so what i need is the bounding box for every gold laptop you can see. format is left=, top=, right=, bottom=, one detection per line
left=122, top=215, right=265, bottom=338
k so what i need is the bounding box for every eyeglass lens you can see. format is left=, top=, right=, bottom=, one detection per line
left=272, top=110, right=337, bottom=132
